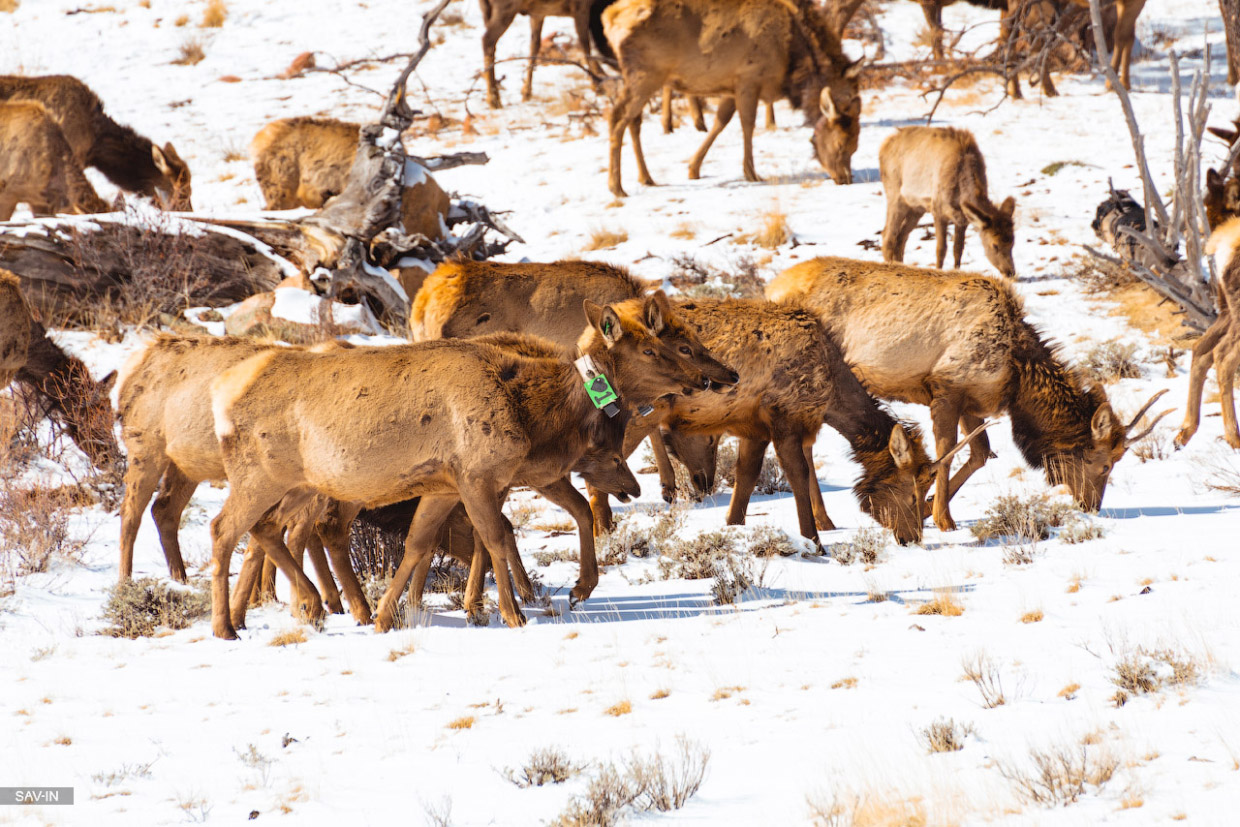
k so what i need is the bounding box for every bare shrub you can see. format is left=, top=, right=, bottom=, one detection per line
left=1072, top=252, right=1138, bottom=294
left=423, top=796, right=454, bottom=827
left=658, top=530, right=735, bottom=580
left=1201, top=451, right=1240, bottom=496
left=1111, top=645, right=1201, bottom=703
left=830, top=527, right=889, bottom=565
left=1079, top=340, right=1143, bottom=384
left=0, top=483, right=88, bottom=578
left=998, top=745, right=1118, bottom=807
left=711, top=552, right=767, bottom=605
left=667, top=254, right=764, bottom=299
left=553, top=738, right=709, bottom=826
left=1002, top=543, right=1036, bottom=565
left=1059, top=518, right=1104, bottom=544
left=172, top=37, right=206, bottom=66
left=971, top=493, right=1077, bottom=543
left=505, top=747, right=585, bottom=788
left=920, top=718, right=974, bottom=753
left=100, top=577, right=210, bottom=638
left=745, top=525, right=799, bottom=557
left=961, top=652, right=1008, bottom=708
left=598, top=505, right=686, bottom=566
left=533, top=547, right=579, bottom=567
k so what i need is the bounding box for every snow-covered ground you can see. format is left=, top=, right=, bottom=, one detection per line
left=2, top=0, right=1240, bottom=824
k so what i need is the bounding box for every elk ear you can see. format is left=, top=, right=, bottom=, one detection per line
left=1208, top=168, right=1224, bottom=191
left=961, top=201, right=987, bottom=227
left=999, top=196, right=1016, bottom=217
left=151, top=144, right=171, bottom=175
left=162, top=142, right=185, bottom=165
left=843, top=58, right=864, bottom=80
left=99, top=370, right=117, bottom=395
left=585, top=300, right=624, bottom=346
left=1209, top=126, right=1239, bottom=145
left=888, top=425, right=914, bottom=470
left=644, top=290, right=671, bottom=335
left=1091, top=403, right=1116, bottom=444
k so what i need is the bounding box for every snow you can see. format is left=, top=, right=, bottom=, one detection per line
left=2, top=0, right=1240, bottom=825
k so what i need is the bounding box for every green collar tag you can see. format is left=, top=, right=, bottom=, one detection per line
left=575, top=354, right=621, bottom=417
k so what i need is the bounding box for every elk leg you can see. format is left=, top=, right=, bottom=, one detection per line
left=881, top=197, right=905, bottom=262
left=609, top=77, right=661, bottom=197
left=803, top=437, right=835, bottom=531
left=0, top=197, right=15, bottom=222
left=726, top=437, right=769, bottom=526
left=375, top=495, right=459, bottom=632
left=303, top=533, right=345, bottom=615
left=315, top=502, right=372, bottom=625
left=933, top=213, right=949, bottom=269
left=689, top=96, right=706, bottom=132
left=629, top=116, right=656, bottom=187
left=229, top=538, right=267, bottom=630
left=209, top=486, right=289, bottom=640
left=257, top=556, right=278, bottom=604
left=523, top=15, right=544, bottom=101
left=943, top=413, right=992, bottom=503
left=409, top=550, right=436, bottom=612
left=252, top=514, right=325, bottom=627
left=688, top=97, right=735, bottom=180
left=118, top=454, right=168, bottom=582
left=1176, top=312, right=1228, bottom=447
left=482, top=8, right=519, bottom=109
left=764, top=101, right=776, bottom=130
left=928, top=396, right=963, bottom=532
left=534, top=477, right=598, bottom=606
left=661, top=86, right=674, bottom=134
left=922, top=2, right=945, bottom=61
left=1112, top=6, right=1138, bottom=90
left=772, top=432, right=819, bottom=540
left=650, top=433, right=678, bottom=503
left=1216, top=334, right=1240, bottom=449
left=896, top=208, right=924, bottom=262
left=458, top=478, right=526, bottom=629
left=736, top=86, right=761, bottom=183
left=588, top=484, right=615, bottom=535
left=148, top=466, right=196, bottom=584
left=952, top=222, right=967, bottom=269
left=572, top=5, right=600, bottom=85
left=464, top=531, right=489, bottom=619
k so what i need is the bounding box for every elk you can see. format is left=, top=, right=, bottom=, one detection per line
left=250, top=117, right=450, bottom=239
left=1, top=270, right=32, bottom=388
left=0, top=101, right=110, bottom=220
left=410, top=259, right=740, bottom=503
left=1175, top=217, right=1240, bottom=450
left=480, top=0, right=602, bottom=109
left=595, top=0, right=862, bottom=196
left=879, top=126, right=1017, bottom=278
left=0, top=75, right=192, bottom=210
left=1205, top=121, right=1240, bottom=231
left=207, top=293, right=710, bottom=637
left=608, top=298, right=947, bottom=545
left=766, top=256, right=1168, bottom=530
left=115, top=335, right=371, bottom=624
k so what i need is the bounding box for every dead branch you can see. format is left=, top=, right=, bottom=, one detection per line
left=417, top=151, right=490, bottom=172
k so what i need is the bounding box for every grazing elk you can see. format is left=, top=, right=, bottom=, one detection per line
left=410, top=259, right=740, bottom=503
left=1, top=270, right=32, bottom=387
left=1175, top=217, right=1240, bottom=450
left=879, top=126, right=1017, bottom=278
left=250, top=117, right=450, bottom=239
left=480, top=0, right=603, bottom=109
left=767, top=257, right=1168, bottom=530
left=0, top=101, right=110, bottom=220
left=610, top=298, right=945, bottom=545
left=116, top=335, right=370, bottom=624
left=207, top=294, right=710, bottom=637
left=595, top=0, right=862, bottom=195
left=1205, top=121, right=1240, bottom=231
left=0, top=75, right=192, bottom=209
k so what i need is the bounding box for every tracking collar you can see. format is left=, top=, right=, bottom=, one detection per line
left=574, top=354, right=621, bottom=418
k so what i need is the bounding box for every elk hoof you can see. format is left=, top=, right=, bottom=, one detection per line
left=212, top=620, right=238, bottom=640
left=502, top=611, right=527, bottom=629
left=374, top=613, right=395, bottom=634
left=933, top=514, right=957, bottom=532
left=467, top=610, right=491, bottom=627
left=325, top=597, right=345, bottom=615
left=1225, top=434, right=1240, bottom=450
left=815, top=516, right=836, bottom=532
left=661, top=485, right=676, bottom=504
left=169, top=566, right=188, bottom=585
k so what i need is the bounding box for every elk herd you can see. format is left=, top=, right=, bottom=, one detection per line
left=0, top=0, right=1232, bottom=641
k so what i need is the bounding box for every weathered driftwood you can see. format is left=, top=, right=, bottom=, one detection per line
left=1083, top=0, right=1217, bottom=333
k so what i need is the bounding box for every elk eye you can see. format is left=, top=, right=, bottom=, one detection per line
left=679, top=346, right=692, bottom=356
left=643, top=349, right=655, bottom=356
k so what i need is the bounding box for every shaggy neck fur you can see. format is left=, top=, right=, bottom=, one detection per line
left=844, top=406, right=927, bottom=506
left=1006, top=323, right=1101, bottom=469
left=85, top=112, right=163, bottom=196
left=783, top=0, right=848, bottom=114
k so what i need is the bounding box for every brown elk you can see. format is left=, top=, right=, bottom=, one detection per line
left=410, top=259, right=740, bottom=504
left=879, top=126, right=1017, bottom=278
left=609, top=298, right=947, bottom=545
left=1175, top=217, right=1240, bottom=450
left=115, top=335, right=371, bottom=623
left=766, top=256, right=1168, bottom=530
left=250, top=117, right=450, bottom=239
left=481, top=0, right=603, bottom=109
left=207, top=294, right=710, bottom=637
left=1205, top=121, right=1240, bottom=231
left=0, top=75, right=192, bottom=210
left=0, top=101, right=110, bottom=220
left=595, top=0, right=862, bottom=196
left=1, top=270, right=32, bottom=388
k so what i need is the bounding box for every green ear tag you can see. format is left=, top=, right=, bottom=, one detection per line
left=585, top=373, right=619, bottom=410
left=602, top=319, right=613, bottom=337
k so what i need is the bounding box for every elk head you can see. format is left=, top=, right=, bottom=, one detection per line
left=1205, top=168, right=1240, bottom=231
left=962, top=197, right=1017, bottom=278
left=575, top=450, right=641, bottom=502
left=811, top=64, right=862, bottom=185
left=582, top=290, right=712, bottom=404
left=657, top=297, right=739, bottom=390
left=663, top=430, right=721, bottom=497
left=1045, top=390, right=1171, bottom=511
left=151, top=142, right=193, bottom=211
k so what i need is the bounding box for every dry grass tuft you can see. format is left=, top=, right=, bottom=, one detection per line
left=830, top=677, right=858, bottom=690
left=505, top=747, right=585, bottom=788
left=387, top=640, right=416, bottom=661
left=583, top=228, right=629, bottom=250
left=1020, top=609, right=1044, bottom=624
left=1079, top=340, right=1143, bottom=384
left=830, top=527, right=889, bottom=566
left=998, top=745, right=1118, bottom=807
left=1058, top=682, right=1080, bottom=700
left=603, top=700, right=632, bottom=717
left=100, top=578, right=210, bottom=639
left=736, top=209, right=792, bottom=249
left=666, top=254, right=764, bottom=299
left=269, top=627, right=307, bottom=647
left=961, top=652, right=1008, bottom=708
left=971, top=492, right=1078, bottom=544
left=553, top=737, right=709, bottom=826
left=670, top=223, right=697, bottom=240
left=200, top=0, right=227, bottom=27
left=914, top=591, right=964, bottom=616
left=649, top=688, right=670, bottom=700
left=920, top=718, right=974, bottom=753
left=807, top=787, right=930, bottom=827
left=172, top=37, right=206, bottom=66
left=1110, top=645, right=1201, bottom=706
left=446, top=715, right=476, bottom=730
